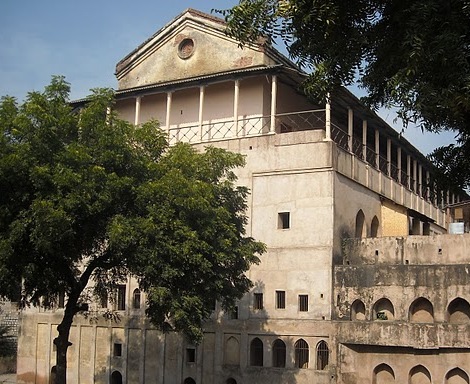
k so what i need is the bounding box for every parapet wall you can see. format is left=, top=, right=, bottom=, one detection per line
left=342, top=234, right=470, bottom=265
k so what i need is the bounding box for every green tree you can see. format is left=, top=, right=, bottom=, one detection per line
left=0, top=76, right=264, bottom=384
left=218, top=0, right=470, bottom=186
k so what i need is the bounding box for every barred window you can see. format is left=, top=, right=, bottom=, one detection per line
left=299, top=295, right=309, bottom=312
left=276, top=291, right=286, bottom=309
left=254, top=293, right=264, bottom=310
left=316, top=341, right=329, bottom=370
left=294, top=339, right=309, bottom=368
left=117, top=285, right=126, bottom=311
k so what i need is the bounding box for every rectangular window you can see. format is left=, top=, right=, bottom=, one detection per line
left=230, top=306, right=239, bottom=320
left=100, top=291, right=108, bottom=308
left=117, top=285, right=126, bottom=311
left=254, top=293, right=264, bottom=310
left=299, top=294, right=309, bottom=312
left=276, top=290, right=286, bottom=309
left=113, top=343, right=122, bottom=357
left=278, top=212, right=290, bottom=229
left=186, top=348, right=196, bottom=363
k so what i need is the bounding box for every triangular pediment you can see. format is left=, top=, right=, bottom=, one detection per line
left=115, top=9, right=293, bottom=90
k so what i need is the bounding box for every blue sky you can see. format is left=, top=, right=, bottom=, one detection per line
left=0, top=0, right=456, bottom=155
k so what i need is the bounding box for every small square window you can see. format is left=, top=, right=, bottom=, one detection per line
left=186, top=348, right=196, bottom=363
left=299, top=295, right=309, bottom=312
left=113, top=343, right=122, bottom=357
left=276, top=291, right=286, bottom=309
left=254, top=293, right=264, bottom=310
left=278, top=212, right=290, bottom=229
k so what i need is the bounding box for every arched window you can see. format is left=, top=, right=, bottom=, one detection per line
left=373, top=298, right=395, bottom=321
left=111, top=371, right=122, bottom=384
left=409, top=297, right=434, bottom=323
left=183, top=378, right=196, bottom=384
left=272, top=339, right=286, bottom=368
left=445, top=367, right=470, bottom=384
left=409, top=365, right=431, bottom=384
left=133, top=288, right=141, bottom=309
left=373, top=364, right=395, bottom=384
left=447, top=298, right=470, bottom=323
left=225, top=336, right=240, bottom=365
left=316, top=341, right=329, bottom=370
left=250, top=338, right=263, bottom=366
left=351, top=299, right=366, bottom=321
left=226, top=379, right=237, bottom=384
left=294, top=339, right=309, bottom=369
left=371, top=216, right=380, bottom=237
left=355, top=210, right=366, bottom=238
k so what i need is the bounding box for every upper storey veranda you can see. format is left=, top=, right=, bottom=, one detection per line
left=75, top=9, right=463, bottom=229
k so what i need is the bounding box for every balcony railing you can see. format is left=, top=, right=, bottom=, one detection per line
left=165, top=109, right=444, bottom=208
left=167, top=110, right=326, bottom=145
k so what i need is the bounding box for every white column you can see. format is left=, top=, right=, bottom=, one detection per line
left=325, top=94, right=331, bottom=140
left=199, top=86, right=205, bottom=141
left=362, top=120, right=367, bottom=161
left=397, top=147, right=402, bottom=183
left=426, top=170, right=430, bottom=200
left=348, top=108, right=353, bottom=152
left=165, top=92, right=172, bottom=138
left=418, top=164, right=423, bottom=197
left=270, top=75, right=277, bottom=133
left=375, top=129, right=380, bottom=169
left=134, top=96, right=141, bottom=126
left=234, top=80, right=240, bottom=137
left=387, top=138, right=391, bottom=176
left=413, top=159, right=418, bottom=193
left=407, top=155, right=411, bottom=189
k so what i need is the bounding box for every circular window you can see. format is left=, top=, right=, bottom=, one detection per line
left=178, top=38, right=195, bottom=59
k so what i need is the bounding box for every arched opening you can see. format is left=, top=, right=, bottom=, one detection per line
left=448, top=298, right=470, bottom=323
left=373, top=363, right=395, bottom=384
left=446, top=368, right=470, bottom=384
left=250, top=337, right=263, bottom=366
left=316, top=340, right=329, bottom=370
left=225, top=336, right=240, bottom=365
left=133, top=288, right=141, bottom=309
left=355, top=210, right=366, bottom=238
left=272, top=339, right=286, bottom=368
left=226, top=379, right=237, bottom=384
left=183, top=378, right=196, bottom=384
left=371, top=215, right=380, bottom=237
left=409, top=365, right=431, bottom=384
left=351, top=299, right=366, bottom=321
left=110, top=371, right=123, bottom=384
left=409, top=297, right=434, bottom=323
left=373, top=298, right=394, bottom=321
left=294, top=339, right=309, bottom=369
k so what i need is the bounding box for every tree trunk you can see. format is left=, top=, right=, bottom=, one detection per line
left=53, top=292, right=80, bottom=384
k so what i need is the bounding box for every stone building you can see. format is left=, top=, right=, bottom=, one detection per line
left=16, top=9, right=470, bottom=384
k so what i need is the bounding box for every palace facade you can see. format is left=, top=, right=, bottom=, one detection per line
left=16, top=9, right=470, bottom=384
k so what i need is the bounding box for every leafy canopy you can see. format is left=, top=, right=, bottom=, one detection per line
left=218, top=0, right=470, bottom=188
left=0, top=76, right=263, bottom=345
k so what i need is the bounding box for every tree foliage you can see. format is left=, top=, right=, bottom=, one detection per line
left=0, top=76, right=264, bottom=383
left=218, top=0, right=470, bottom=187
